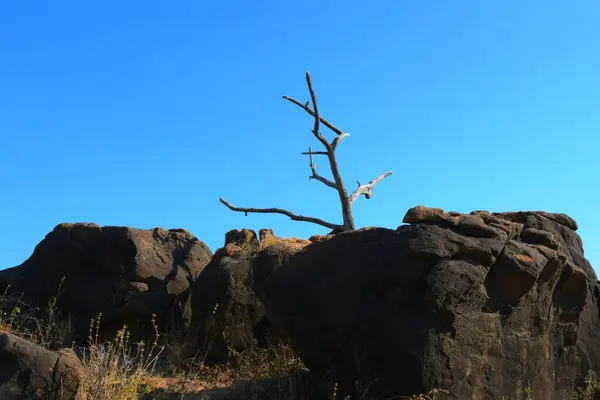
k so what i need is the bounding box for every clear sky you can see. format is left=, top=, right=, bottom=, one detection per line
left=1, top=1, right=599, bottom=271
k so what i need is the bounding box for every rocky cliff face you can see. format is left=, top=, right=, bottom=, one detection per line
left=259, top=206, right=600, bottom=399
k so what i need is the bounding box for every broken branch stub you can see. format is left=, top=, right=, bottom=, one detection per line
left=219, top=72, right=392, bottom=232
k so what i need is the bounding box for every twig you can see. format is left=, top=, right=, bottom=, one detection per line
left=305, top=146, right=336, bottom=189
left=348, top=171, right=393, bottom=205
left=219, top=198, right=343, bottom=231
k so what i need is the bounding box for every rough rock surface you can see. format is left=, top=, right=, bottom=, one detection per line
left=0, top=332, right=83, bottom=399
left=185, top=229, right=310, bottom=363
left=260, top=206, right=600, bottom=399
left=0, top=223, right=212, bottom=343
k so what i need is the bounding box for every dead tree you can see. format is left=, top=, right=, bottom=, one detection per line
left=219, top=71, right=392, bottom=232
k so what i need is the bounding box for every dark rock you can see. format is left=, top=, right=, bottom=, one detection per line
left=0, top=223, right=212, bottom=345
left=520, top=228, right=560, bottom=250
left=261, top=206, right=600, bottom=399
left=493, top=211, right=593, bottom=277
left=184, top=229, right=309, bottom=363
left=308, top=234, right=334, bottom=243
left=225, top=229, right=260, bottom=250
left=185, top=254, right=264, bottom=364
left=485, top=239, right=548, bottom=305
left=0, top=332, right=83, bottom=399
left=402, top=205, right=447, bottom=223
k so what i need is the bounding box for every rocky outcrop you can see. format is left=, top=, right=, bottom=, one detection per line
left=185, top=229, right=310, bottom=364
left=0, top=332, right=83, bottom=399
left=0, top=223, right=212, bottom=344
left=260, top=206, right=600, bottom=399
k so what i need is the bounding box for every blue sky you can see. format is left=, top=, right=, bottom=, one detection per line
left=1, top=1, right=599, bottom=271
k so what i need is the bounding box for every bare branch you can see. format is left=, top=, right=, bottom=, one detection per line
left=348, top=171, right=393, bottom=205
left=305, top=72, right=325, bottom=147
left=301, top=150, right=328, bottom=156
left=304, top=146, right=336, bottom=189
left=283, top=74, right=345, bottom=140
left=283, top=95, right=344, bottom=136
left=219, top=198, right=342, bottom=231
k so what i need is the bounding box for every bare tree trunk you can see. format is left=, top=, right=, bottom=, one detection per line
left=327, top=150, right=354, bottom=230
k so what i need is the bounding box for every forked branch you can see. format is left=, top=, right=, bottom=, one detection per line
left=219, top=198, right=342, bottom=231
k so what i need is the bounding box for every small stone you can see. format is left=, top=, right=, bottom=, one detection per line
left=402, top=205, right=447, bottom=224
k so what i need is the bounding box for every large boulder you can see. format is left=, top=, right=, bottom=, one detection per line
left=184, top=229, right=310, bottom=364
left=260, top=206, right=600, bottom=399
left=0, top=332, right=83, bottom=399
left=0, top=223, right=212, bottom=344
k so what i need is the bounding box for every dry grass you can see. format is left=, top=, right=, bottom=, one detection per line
left=405, top=388, right=451, bottom=400
left=79, top=313, right=164, bottom=399
left=184, top=337, right=304, bottom=384
left=142, top=339, right=310, bottom=399
left=0, top=280, right=73, bottom=349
